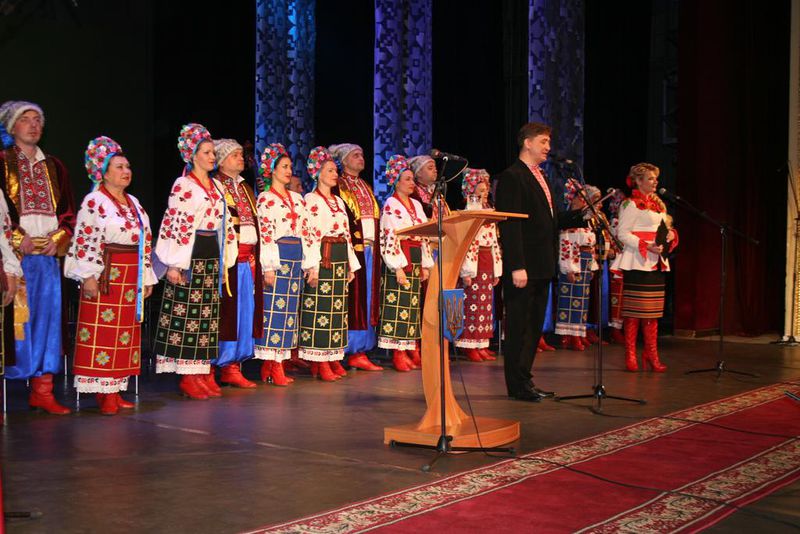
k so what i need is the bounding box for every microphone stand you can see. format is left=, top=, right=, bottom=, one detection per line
left=557, top=180, right=646, bottom=413
left=664, top=193, right=760, bottom=379
left=390, top=156, right=513, bottom=471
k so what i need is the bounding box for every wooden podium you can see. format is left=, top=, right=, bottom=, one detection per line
left=383, top=209, right=527, bottom=448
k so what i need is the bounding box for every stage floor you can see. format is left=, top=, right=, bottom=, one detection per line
left=3, top=337, right=799, bottom=533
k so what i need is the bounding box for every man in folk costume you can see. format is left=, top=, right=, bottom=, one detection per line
left=0, top=100, right=76, bottom=414
left=328, top=143, right=382, bottom=371
left=214, top=139, right=262, bottom=388
left=408, top=155, right=451, bottom=219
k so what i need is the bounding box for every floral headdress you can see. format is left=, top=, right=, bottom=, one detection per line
left=384, top=154, right=410, bottom=189
left=306, top=146, right=334, bottom=182
left=85, top=136, right=123, bottom=190
left=461, top=168, right=489, bottom=198
left=177, top=123, right=212, bottom=173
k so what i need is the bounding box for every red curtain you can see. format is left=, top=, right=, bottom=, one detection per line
left=675, top=0, right=790, bottom=336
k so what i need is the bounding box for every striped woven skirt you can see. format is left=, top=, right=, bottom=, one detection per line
left=377, top=242, right=422, bottom=351
left=621, top=269, right=665, bottom=319
left=73, top=245, right=141, bottom=393
left=255, top=237, right=303, bottom=362
left=299, top=238, right=349, bottom=362
left=154, top=233, right=220, bottom=374
left=554, top=251, right=593, bottom=337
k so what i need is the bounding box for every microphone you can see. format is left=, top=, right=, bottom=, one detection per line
left=548, top=153, right=574, bottom=164
left=658, top=187, right=683, bottom=202
left=430, top=148, right=466, bottom=161
left=606, top=187, right=618, bottom=195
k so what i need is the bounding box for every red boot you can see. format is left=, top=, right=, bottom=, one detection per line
left=623, top=317, right=640, bottom=372
left=201, top=367, right=223, bottom=397
left=115, top=393, right=135, bottom=409
left=561, top=336, right=585, bottom=351
left=179, top=375, right=209, bottom=400
left=609, top=327, right=626, bottom=344
left=29, top=375, right=71, bottom=415
left=309, top=362, right=319, bottom=378
left=407, top=346, right=422, bottom=369
left=330, top=360, right=348, bottom=377
left=281, top=361, right=296, bottom=383
left=538, top=336, right=556, bottom=352
left=285, top=348, right=310, bottom=370
left=269, top=360, right=292, bottom=386
left=585, top=329, right=599, bottom=345
left=260, top=360, right=272, bottom=383
left=478, top=348, right=497, bottom=361
left=641, top=319, right=667, bottom=372
left=220, top=363, right=257, bottom=388
left=96, top=393, right=119, bottom=415
left=393, top=350, right=412, bottom=371
left=317, top=361, right=338, bottom=381
left=347, top=353, right=383, bottom=371
left=463, top=348, right=485, bottom=362
left=195, top=373, right=222, bottom=398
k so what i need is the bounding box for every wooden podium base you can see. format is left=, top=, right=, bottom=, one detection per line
left=384, top=416, right=520, bottom=448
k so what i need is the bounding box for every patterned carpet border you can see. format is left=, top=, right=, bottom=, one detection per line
left=245, top=381, right=799, bottom=534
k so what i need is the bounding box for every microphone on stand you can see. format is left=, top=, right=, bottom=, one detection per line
left=430, top=148, right=467, bottom=161
left=606, top=187, right=618, bottom=195
left=658, top=187, right=683, bottom=202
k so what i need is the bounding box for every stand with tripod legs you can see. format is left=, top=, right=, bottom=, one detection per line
left=386, top=158, right=521, bottom=470
left=668, top=191, right=760, bottom=379
left=557, top=180, right=645, bottom=412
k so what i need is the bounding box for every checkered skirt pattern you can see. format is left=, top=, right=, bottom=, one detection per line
left=378, top=245, right=422, bottom=350
left=298, top=241, right=349, bottom=361
left=555, top=251, right=593, bottom=337
left=622, top=269, right=665, bottom=319
left=154, top=234, right=220, bottom=374
left=73, top=250, right=142, bottom=378
left=255, top=237, right=303, bottom=361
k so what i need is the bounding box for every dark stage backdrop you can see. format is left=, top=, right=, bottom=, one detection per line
left=0, top=0, right=790, bottom=335
left=676, top=0, right=789, bottom=336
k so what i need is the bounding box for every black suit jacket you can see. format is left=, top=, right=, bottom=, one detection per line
left=494, top=159, right=584, bottom=280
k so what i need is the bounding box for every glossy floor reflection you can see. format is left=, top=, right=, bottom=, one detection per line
left=3, top=337, right=800, bottom=533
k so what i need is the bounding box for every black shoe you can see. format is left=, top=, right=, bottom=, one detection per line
left=530, top=382, right=555, bottom=398
left=510, top=388, right=543, bottom=402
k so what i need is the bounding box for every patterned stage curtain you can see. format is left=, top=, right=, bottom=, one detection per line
left=529, top=0, right=584, bottom=208
left=373, top=0, right=433, bottom=204
left=255, top=0, right=315, bottom=191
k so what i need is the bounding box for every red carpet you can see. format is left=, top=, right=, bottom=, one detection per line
left=247, top=381, right=800, bottom=533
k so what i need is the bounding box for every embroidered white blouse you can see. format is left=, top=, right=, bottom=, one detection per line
left=0, top=191, right=22, bottom=277
left=379, top=195, right=434, bottom=272
left=256, top=188, right=311, bottom=272
left=154, top=175, right=237, bottom=273
left=461, top=222, right=503, bottom=279
left=64, top=190, right=158, bottom=285
left=303, top=190, right=360, bottom=273
left=558, top=227, right=599, bottom=275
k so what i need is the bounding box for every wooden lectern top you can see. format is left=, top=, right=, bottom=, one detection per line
left=395, top=209, right=528, bottom=238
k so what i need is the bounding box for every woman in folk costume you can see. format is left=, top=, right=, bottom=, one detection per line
left=377, top=155, right=433, bottom=371
left=606, top=189, right=627, bottom=344
left=253, top=143, right=309, bottom=386
left=214, top=138, right=262, bottom=389
left=0, top=189, right=21, bottom=379
left=612, top=163, right=678, bottom=372
left=555, top=182, right=600, bottom=350
left=153, top=123, right=236, bottom=399
left=299, top=146, right=360, bottom=381
left=454, top=169, right=501, bottom=362
left=64, top=136, right=157, bottom=415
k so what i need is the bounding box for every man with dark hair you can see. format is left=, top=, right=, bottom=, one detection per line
left=494, top=122, right=584, bottom=402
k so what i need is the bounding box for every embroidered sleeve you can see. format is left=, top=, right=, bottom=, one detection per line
left=0, top=192, right=22, bottom=277
left=64, top=193, right=107, bottom=282
left=133, top=197, right=159, bottom=287
left=302, top=193, right=323, bottom=272
left=154, top=178, right=203, bottom=271
left=379, top=198, right=408, bottom=271
left=256, top=192, right=280, bottom=272
left=460, top=237, right=479, bottom=279
left=489, top=224, right=503, bottom=278
left=215, top=179, right=238, bottom=270
left=558, top=230, right=581, bottom=274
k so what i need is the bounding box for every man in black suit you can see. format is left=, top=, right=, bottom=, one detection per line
left=494, top=122, right=585, bottom=402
